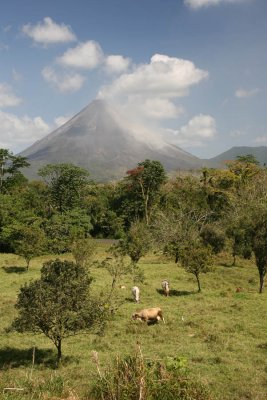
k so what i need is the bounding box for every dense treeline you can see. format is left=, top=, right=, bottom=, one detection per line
left=0, top=149, right=266, bottom=293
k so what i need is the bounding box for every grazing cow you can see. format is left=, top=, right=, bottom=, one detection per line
left=132, top=286, right=140, bottom=303
left=161, top=280, right=170, bottom=297
left=132, top=307, right=165, bottom=323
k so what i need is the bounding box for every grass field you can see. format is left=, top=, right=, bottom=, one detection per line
left=0, top=243, right=266, bottom=400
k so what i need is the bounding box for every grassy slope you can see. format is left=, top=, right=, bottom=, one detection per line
left=0, top=244, right=266, bottom=400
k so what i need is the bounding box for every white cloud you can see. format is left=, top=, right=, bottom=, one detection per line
left=98, top=53, right=207, bottom=129
left=235, top=88, right=260, bottom=98
left=99, top=54, right=208, bottom=99
left=0, top=83, right=22, bottom=107
left=0, top=110, right=50, bottom=152
left=104, top=55, right=131, bottom=74
left=119, top=96, right=184, bottom=121
left=22, top=17, right=76, bottom=45
left=57, top=41, right=104, bottom=69
left=54, top=114, right=72, bottom=127
left=42, top=66, right=86, bottom=92
left=254, top=136, right=267, bottom=144
left=168, top=114, right=217, bottom=146
left=184, top=0, right=249, bottom=9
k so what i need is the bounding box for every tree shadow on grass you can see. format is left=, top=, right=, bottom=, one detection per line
left=0, top=347, right=77, bottom=370
left=2, top=265, right=27, bottom=274
left=257, top=343, right=267, bottom=351
left=218, top=262, right=235, bottom=268
left=156, top=288, right=195, bottom=297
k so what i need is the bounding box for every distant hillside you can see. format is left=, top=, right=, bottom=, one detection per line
left=20, top=99, right=202, bottom=182
left=208, top=146, right=267, bottom=167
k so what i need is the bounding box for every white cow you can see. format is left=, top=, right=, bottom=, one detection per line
left=161, top=280, right=170, bottom=297
left=132, top=286, right=140, bottom=303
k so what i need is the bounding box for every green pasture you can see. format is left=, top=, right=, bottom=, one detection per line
left=0, top=243, right=266, bottom=400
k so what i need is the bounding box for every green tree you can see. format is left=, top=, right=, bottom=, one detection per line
left=0, top=148, right=30, bottom=193
left=100, top=247, right=131, bottom=289
left=226, top=157, right=260, bottom=186
left=11, top=259, right=106, bottom=365
left=71, top=237, right=96, bottom=269
left=226, top=224, right=252, bottom=266
left=43, top=209, right=92, bottom=253
left=200, top=224, right=226, bottom=254
left=116, top=221, right=150, bottom=283
left=13, top=225, right=46, bottom=270
left=119, top=221, right=151, bottom=264
left=124, top=160, right=166, bottom=225
left=86, top=182, right=125, bottom=238
left=236, top=154, right=260, bottom=165
left=180, top=242, right=212, bottom=292
left=38, top=163, right=90, bottom=212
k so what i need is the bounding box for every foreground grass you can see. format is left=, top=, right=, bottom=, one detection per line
left=0, top=245, right=266, bottom=400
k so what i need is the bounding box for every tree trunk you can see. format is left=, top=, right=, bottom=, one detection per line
left=196, top=274, right=201, bottom=292
left=259, top=273, right=265, bottom=294
left=144, top=194, right=149, bottom=225
left=139, top=179, right=149, bottom=225
left=232, top=253, right=236, bottom=266
left=56, top=340, right=62, bottom=367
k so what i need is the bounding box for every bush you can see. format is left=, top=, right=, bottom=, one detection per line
left=90, top=347, right=214, bottom=400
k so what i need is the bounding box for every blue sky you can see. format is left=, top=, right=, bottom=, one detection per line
left=0, top=0, right=266, bottom=158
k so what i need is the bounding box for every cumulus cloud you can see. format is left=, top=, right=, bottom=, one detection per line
left=98, top=53, right=207, bottom=130
left=119, top=96, right=184, bottom=121
left=168, top=114, right=217, bottom=147
left=104, top=55, right=131, bottom=74
left=0, top=110, right=50, bottom=152
left=99, top=54, right=208, bottom=99
left=235, top=88, right=260, bottom=98
left=42, top=66, right=86, bottom=92
left=0, top=83, right=22, bottom=108
left=57, top=41, right=104, bottom=69
left=22, top=17, right=76, bottom=45
left=184, top=0, right=249, bottom=9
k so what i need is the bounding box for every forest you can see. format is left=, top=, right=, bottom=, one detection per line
left=0, top=148, right=267, bottom=400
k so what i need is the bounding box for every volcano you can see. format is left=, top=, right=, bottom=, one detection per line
left=20, top=99, right=202, bottom=181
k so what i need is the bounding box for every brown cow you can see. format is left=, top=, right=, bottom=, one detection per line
left=132, top=307, right=165, bottom=323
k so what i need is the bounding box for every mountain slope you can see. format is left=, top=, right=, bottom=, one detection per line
left=208, top=146, right=267, bottom=167
left=20, top=100, right=202, bottom=181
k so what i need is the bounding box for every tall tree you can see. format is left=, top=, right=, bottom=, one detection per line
left=38, top=163, right=90, bottom=212
left=0, top=148, right=29, bottom=193
left=124, top=159, right=166, bottom=225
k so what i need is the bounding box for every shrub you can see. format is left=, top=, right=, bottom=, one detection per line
left=90, top=347, right=214, bottom=400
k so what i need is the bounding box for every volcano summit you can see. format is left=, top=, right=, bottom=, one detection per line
left=20, top=100, right=202, bottom=181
